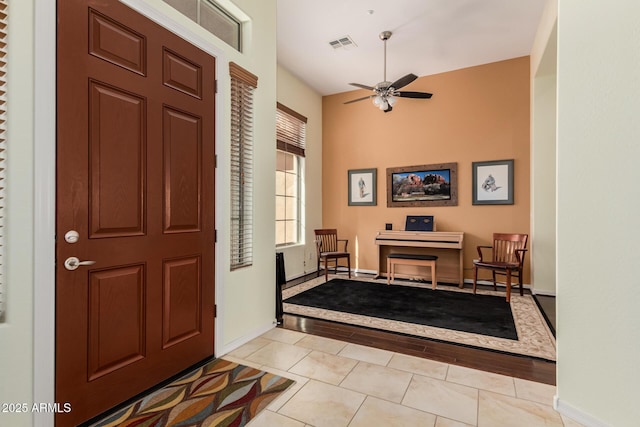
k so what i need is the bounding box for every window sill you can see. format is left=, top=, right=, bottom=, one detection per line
left=276, top=243, right=305, bottom=250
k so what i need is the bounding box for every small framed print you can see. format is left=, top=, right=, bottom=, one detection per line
left=472, top=159, right=514, bottom=205
left=348, top=168, right=377, bottom=206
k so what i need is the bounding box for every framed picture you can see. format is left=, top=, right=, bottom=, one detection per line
left=387, top=163, right=458, bottom=207
left=472, top=159, right=514, bottom=205
left=348, top=168, right=377, bottom=206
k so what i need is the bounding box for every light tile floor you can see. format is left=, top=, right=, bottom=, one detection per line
left=225, top=328, right=582, bottom=427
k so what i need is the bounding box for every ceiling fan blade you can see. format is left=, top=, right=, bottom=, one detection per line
left=396, top=91, right=433, bottom=99
left=349, top=82, right=375, bottom=91
left=344, top=95, right=374, bottom=104
left=390, top=73, right=418, bottom=90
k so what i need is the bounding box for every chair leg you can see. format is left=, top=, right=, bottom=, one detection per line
left=317, top=257, right=321, bottom=277
left=492, top=271, right=497, bottom=290
left=347, top=255, right=351, bottom=278
left=473, top=266, right=478, bottom=294
left=325, top=258, right=329, bottom=282
left=506, top=269, right=512, bottom=302
left=519, top=270, right=524, bottom=296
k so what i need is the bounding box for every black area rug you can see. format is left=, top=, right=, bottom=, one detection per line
left=284, top=278, right=517, bottom=340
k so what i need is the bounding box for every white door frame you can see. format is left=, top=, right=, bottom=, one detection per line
left=33, top=1, right=226, bottom=425
left=33, top=1, right=56, bottom=425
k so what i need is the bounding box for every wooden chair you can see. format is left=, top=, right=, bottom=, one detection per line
left=473, top=233, right=528, bottom=302
left=314, top=229, right=351, bottom=281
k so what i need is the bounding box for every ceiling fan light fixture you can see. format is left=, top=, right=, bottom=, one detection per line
left=344, top=30, right=433, bottom=112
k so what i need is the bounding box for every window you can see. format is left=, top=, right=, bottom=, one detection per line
left=230, top=62, right=257, bottom=270
left=276, top=103, right=306, bottom=247
left=163, top=0, right=242, bottom=51
left=0, top=0, right=6, bottom=320
left=276, top=151, right=300, bottom=246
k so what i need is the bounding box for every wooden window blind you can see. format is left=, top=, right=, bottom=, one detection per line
left=276, top=102, right=306, bottom=157
left=230, top=62, right=257, bottom=270
left=0, top=0, right=7, bottom=320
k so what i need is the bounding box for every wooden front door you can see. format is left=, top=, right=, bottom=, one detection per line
left=56, top=1, right=216, bottom=425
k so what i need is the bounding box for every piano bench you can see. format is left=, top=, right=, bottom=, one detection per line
left=386, top=254, right=438, bottom=289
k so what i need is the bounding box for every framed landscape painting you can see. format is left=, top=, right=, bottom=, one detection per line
left=387, top=163, right=458, bottom=207
left=348, top=168, right=377, bottom=206
left=472, top=159, right=514, bottom=205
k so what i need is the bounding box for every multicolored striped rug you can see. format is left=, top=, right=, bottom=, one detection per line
left=91, top=359, right=295, bottom=427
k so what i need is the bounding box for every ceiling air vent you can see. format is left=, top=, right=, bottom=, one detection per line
left=329, top=35, right=357, bottom=50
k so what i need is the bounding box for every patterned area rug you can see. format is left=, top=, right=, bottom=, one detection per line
left=91, top=359, right=295, bottom=427
left=285, top=278, right=519, bottom=340
left=283, top=275, right=556, bottom=361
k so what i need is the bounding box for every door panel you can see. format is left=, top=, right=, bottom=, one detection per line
left=88, top=265, right=146, bottom=380
left=88, top=8, right=147, bottom=75
left=56, top=1, right=216, bottom=425
left=163, top=256, right=202, bottom=348
left=163, top=107, right=202, bottom=233
left=89, top=81, right=146, bottom=237
left=163, top=48, right=203, bottom=98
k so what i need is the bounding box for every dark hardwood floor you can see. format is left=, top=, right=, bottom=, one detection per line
left=533, top=294, right=556, bottom=336
left=280, top=272, right=556, bottom=386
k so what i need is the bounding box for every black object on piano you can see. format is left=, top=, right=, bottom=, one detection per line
left=405, top=215, right=434, bottom=232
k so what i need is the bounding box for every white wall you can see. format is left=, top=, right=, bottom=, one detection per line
left=556, top=1, right=640, bottom=426
left=0, top=1, right=37, bottom=426
left=206, top=0, right=280, bottom=352
left=276, top=65, right=323, bottom=280
left=531, top=14, right=558, bottom=296
left=532, top=70, right=556, bottom=296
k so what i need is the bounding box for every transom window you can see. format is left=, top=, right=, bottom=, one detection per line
left=163, top=0, right=242, bottom=51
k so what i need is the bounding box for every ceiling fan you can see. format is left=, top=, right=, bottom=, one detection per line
left=344, top=31, right=433, bottom=113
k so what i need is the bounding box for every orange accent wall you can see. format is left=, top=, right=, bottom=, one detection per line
left=322, top=56, right=531, bottom=282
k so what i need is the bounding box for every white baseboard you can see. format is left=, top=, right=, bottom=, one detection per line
left=354, top=268, right=377, bottom=275
left=314, top=272, right=554, bottom=295
left=554, top=396, right=611, bottom=427
left=326, top=267, right=377, bottom=275
left=286, top=270, right=317, bottom=282
left=217, top=320, right=276, bottom=357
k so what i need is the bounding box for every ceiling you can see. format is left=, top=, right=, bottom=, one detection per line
left=276, top=0, right=546, bottom=96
